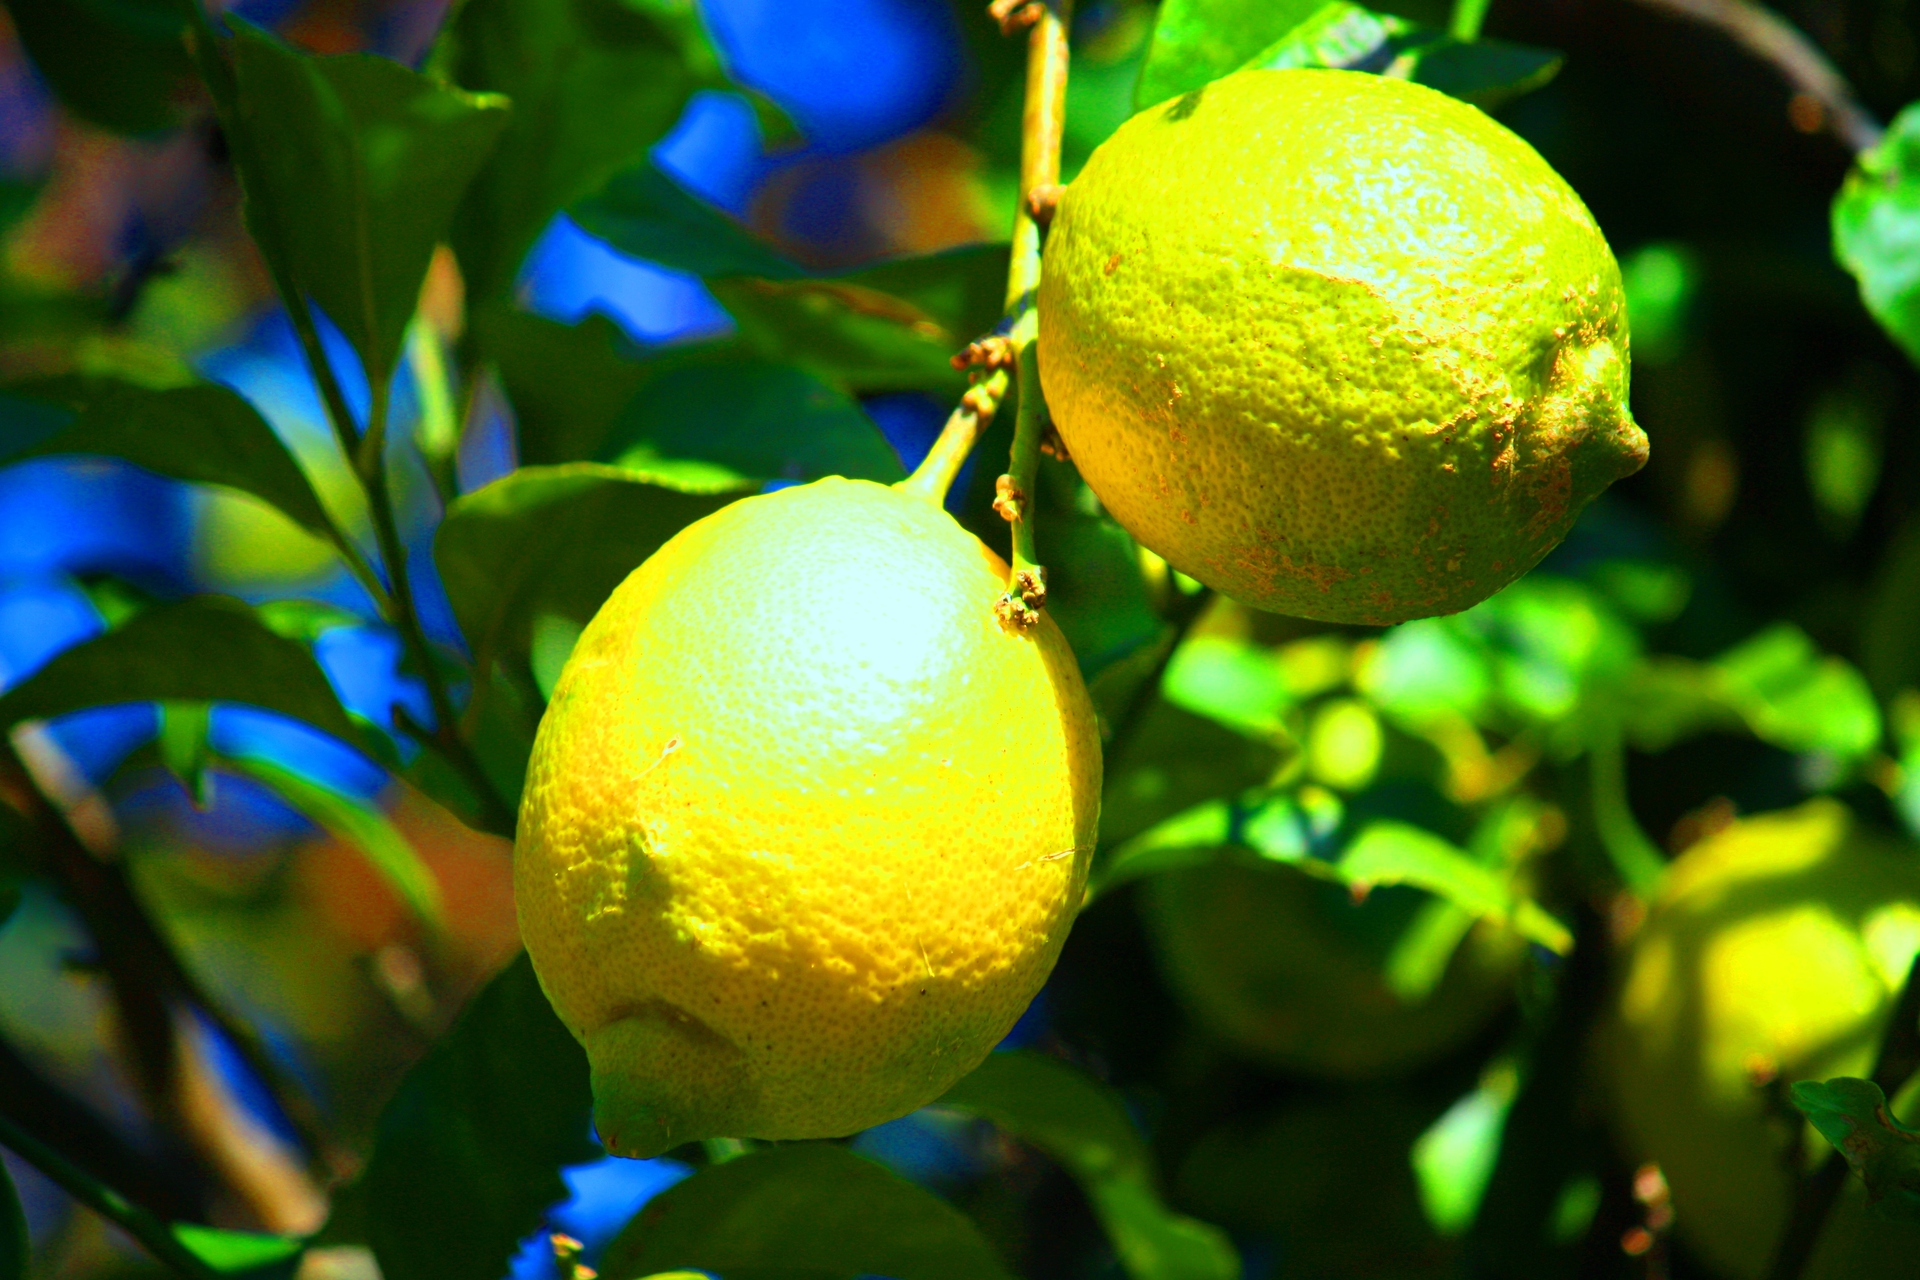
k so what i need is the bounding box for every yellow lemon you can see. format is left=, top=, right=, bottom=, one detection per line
left=1038, top=69, right=1648, bottom=625
left=1140, top=860, right=1522, bottom=1078
left=515, top=477, right=1101, bottom=1157
left=1605, top=801, right=1920, bottom=1279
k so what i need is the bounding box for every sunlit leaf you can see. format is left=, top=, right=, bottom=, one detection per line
left=443, top=0, right=708, bottom=303
left=1162, top=635, right=1293, bottom=741
left=0, top=596, right=367, bottom=752
left=435, top=464, right=750, bottom=678
left=937, top=1053, right=1239, bottom=1280
left=223, top=754, right=443, bottom=931
left=171, top=1226, right=304, bottom=1280
left=1335, top=823, right=1571, bottom=954
left=1136, top=0, right=1324, bottom=108
left=158, top=700, right=213, bottom=805
left=224, top=25, right=510, bottom=388
left=1834, top=102, right=1920, bottom=369
left=1099, top=698, right=1284, bottom=850
left=360, top=953, right=598, bottom=1280
left=0, top=0, right=191, bottom=134
left=1713, top=624, right=1881, bottom=760
left=1410, top=1065, right=1517, bottom=1236
left=602, top=1143, right=1012, bottom=1280
left=0, top=377, right=337, bottom=540
left=1792, top=1077, right=1920, bottom=1219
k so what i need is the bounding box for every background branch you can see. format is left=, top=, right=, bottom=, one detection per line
left=1626, top=0, right=1882, bottom=153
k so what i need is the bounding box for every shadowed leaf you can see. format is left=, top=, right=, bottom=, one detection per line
left=0, top=0, right=191, bottom=133
left=1792, top=1078, right=1920, bottom=1219
left=603, top=1143, right=1012, bottom=1280
left=1835, top=103, right=1920, bottom=370
left=937, top=1053, right=1239, bottom=1280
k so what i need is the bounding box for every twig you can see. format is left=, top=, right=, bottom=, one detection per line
left=896, top=369, right=1010, bottom=504
left=1588, top=723, right=1666, bottom=898
left=1765, top=952, right=1920, bottom=1280
left=1627, top=0, right=1882, bottom=153
left=1449, top=0, right=1493, bottom=41
left=0, top=1111, right=224, bottom=1280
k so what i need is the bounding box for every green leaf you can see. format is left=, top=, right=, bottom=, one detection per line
left=937, top=1053, right=1239, bottom=1280
left=222, top=754, right=443, bottom=931
left=1791, top=1078, right=1920, bottom=1219
left=710, top=277, right=967, bottom=396
left=159, top=700, right=213, bottom=806
left=171, top=1226, right=304, bottom=1280
left=1407, top=38, right=1562, bottom=111
left=361, top=953, right=597, bottom=1280
left=602, top=1143, right=1012, bottom=1280
left=1835, top=102, right=1920, bottom=369
left=1099, top=698, right=1284, bottom=850
left=1136, top=0, right=1325, bottom=108
left=1712, top=624, right=1882, bottom=760
left=475, top=309, right=654, bottom=466
left=0, top=377, right=337, bottom=540
left=1333, top=822, right=1571, bottom=954
left=444, top=0, right=706, bottom=303
left=0, top=596, right=367, bottom=750
left=434, top=464, right=750, bottom=678
left=1, top=1150, right=25, bottom=1280
left=604, top=355, right=904, bottom=484
left=0, top=0, right=191, bottom=134
left=225, top=25, right=510, bottom=387
left=571, top=161, right=804, bottom=281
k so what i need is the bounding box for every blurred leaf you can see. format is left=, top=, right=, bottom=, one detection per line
left=475, top=309, right=653, bottom=465
left=171, top=1226, right=304, bottom=1280
left=0, top=0, right=190, bottom=134
left=0, top=378, right=336, bottom=540
left=253, top=600, right=365, bottom=644
left=0, top=1146, right=23, bottom=1280
left=605, top=355, right=904, bottom=483
left=1410, top=1068, right=1517, bottom=1236
left=1834, top=102, right=1920, bottom=369
left=1713, top=624, right=1881, bottom=759
left=360, top=953, right=597, bottom=1280
left=1098, top=809, right=1570, bottom=953
left=1804, top=372, right=1890, bottom=538
left=224, top=754, right=442, bottom=931
left=1099, top=698, right=1284, bottom=849
left=1136, top=0, right=1324, bottom=108
left=1791, top=1078, right=1920, bottom=1219
left=1162, top=635, right=1293, bottom=741
left=571, top=161, right=804, bottom=280
left=1041, top=505, right=1163, bottom=684
left=444, top=0, right=706, bottom=303
left=435, top=464, right=749, bottom=676
left=1621, top=242, right=1702, bottom=367
left=158, top=700, right=212, bottom=806
left=1400, top=38, right=1562, bottom=111
left=0, top=596, right=366, bottom=750
left=603, top=1143, right=1011, bottom=1280
left=225, top=25, right=510, bottom=387
left=937, top=1053, right=1239, bottom=1280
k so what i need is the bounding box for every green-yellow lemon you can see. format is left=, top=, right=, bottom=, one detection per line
left=1038, top=68, right=1648, bottom=625
left=1140, top=860, right=1523, bottom=1078
left=515, top=477, right=1102, bottom=1157
left=1605, top=801, right=1920, bottom=1279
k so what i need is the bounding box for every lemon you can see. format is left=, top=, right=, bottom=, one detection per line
left=515, top=477, right=1102, bottom=1157
left=1140, top=861, right=1522, bottom=1078
left=1038, top=69, right=1648, bottom=625
left=1605, top=801, right=1920, bottom=1279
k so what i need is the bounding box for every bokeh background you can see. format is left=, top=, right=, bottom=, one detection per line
left=1, top=0, right=1918, bottom=1278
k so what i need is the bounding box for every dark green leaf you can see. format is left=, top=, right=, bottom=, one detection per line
left=434, top=464, right=749, bottom=676
left=0, top=596, right=366, bottom=750
left=444, top=0, right=706, bottom=303
left=361, top=953, right=597, bottom=1280
left=937, top=1053, right=1239, bottom=1280
left=475, top=308, right=654, bottom=466
left=171, top=1226, right=304, bottom=1280
left=1099, top=698, right=1283, bottom=850
left=604, top=355, right=904, bottom=484
left=711, top=275, right=968, bottom=396
left=1409, top=39, right=1562, bottom=111
left=0, top=377, right=336, bottom=539
left=223, top=754, right=443, bottom=931
left=602, top=1143, right=1012, bottom=1280
left=0, top=0, right=191, bottom=134
left=1136, top=0, right=1325, bottom=108
left=571, top=161, right=804, bottom=281
left=226, top=25, right=510, bottom=386
left=159, top=700, right=213, bottom=806
left=1835, top=102, right=1920, bottom=369
left=0, top=1142, right=24, bottom=1280
left=1792, top=1078, right=1920, bottom=1219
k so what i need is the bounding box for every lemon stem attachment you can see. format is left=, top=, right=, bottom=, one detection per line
left=897, top=367, right=1009, bottom=503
